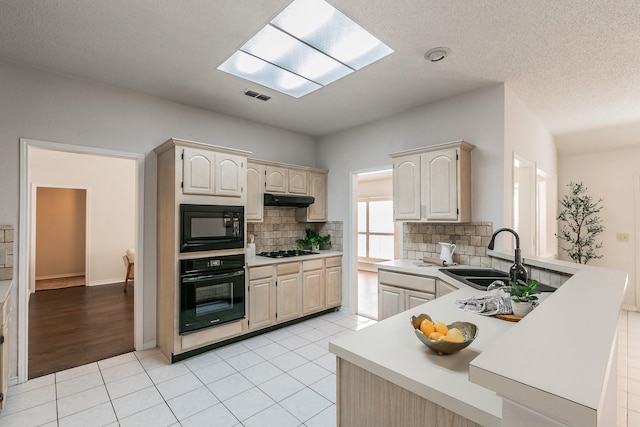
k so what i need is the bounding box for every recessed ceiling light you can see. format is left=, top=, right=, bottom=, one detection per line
left=424, top=47, right=450, bottom=62
left=218, top=0, right=393, bottom=98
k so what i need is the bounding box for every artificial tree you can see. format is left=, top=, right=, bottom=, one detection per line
left=556, top=182, right=604, bottom=264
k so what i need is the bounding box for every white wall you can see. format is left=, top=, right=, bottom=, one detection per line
left=317, top=84, right=506, bottom=310
left=0, top=59, right=316, bottom=373
left=30, top=148, right=136, bottom=286
left=503, top=85, right=558, bottom=255
left=557, top=146, right=639, bottom=308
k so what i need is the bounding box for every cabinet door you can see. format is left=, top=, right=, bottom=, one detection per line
left=378, top=284, right=404, bottom=320
left=423, top=148, right=458, bottom=221
left=183, top=148, right=215, bottom=195
left=289, top=169, right=308, bottom=195
left=246, top=162, right=264, bottom=221
left=277, top=273, right=302, bottom=323
left=308, top=172, right=327, bottom=222
left=393, top=155, right=421, bottom=220
left=404, top=289, right=434, bottom=310
left=215, top=153, right=245, bottom=197
left=436, top=280, right=458, bottom=299
left=249, top=277, right=276, bottom=331
left=302, top=269, right=324, bottom=315
left=265, top=166, right=288, bottom=193
left=325, top=265, right=342, bottom=308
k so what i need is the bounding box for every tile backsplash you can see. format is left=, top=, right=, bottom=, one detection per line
left=403, top=222, right=493, bottom=266
left=0, top=225, right=14, bottom=280
left=403, top=221, right=571, bottom=286
left=247, top=208, right=343, bottom=253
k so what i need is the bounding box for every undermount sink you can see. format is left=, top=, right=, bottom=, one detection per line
left=440, top=268, right=508, bottom=278
left=440, top=268, right=557, bottom=292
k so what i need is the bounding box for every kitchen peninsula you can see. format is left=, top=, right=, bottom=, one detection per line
left=329, top=257, right=627, bottom=426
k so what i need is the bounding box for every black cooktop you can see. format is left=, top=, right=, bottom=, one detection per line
left=258, top=249, right=319, bottom=258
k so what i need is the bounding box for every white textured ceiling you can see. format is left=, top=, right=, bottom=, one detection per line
left=1, top=0, right=639, bottom=139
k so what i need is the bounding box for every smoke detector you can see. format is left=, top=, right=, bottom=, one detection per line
left=424, top=47, right=450, bottom=62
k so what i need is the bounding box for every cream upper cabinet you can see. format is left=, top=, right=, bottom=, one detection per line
left=296, top=171, right=328, bottom=222
left=390, top=141, right=474, bottom=223
left=183, top=147, right=215, bottom=195
left=393, top=155, right=421, bottom=220
left=182, top=147, right=245, bottom=198
left=422, top=148, right=457, bottom=221
left=289, top=169, right=308, bottom=195
left=246, top=161, right=264, bottom=221
left=215, top=153, right=245, bottom=197
left=265, top=165, right=288, bottom=193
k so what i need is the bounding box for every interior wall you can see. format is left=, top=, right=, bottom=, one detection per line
left=35, top=187, right=86, bottom=279
left=0, top=58, right=316, bottom=371
left=503, top=85, right=558, bottom=255
left=557, top=145, right=640, bottom=308
left=317, top=84, right=506, bottom=310
left=31, top=149, right=135, bottom=286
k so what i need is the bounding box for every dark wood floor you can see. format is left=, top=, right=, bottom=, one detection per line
left=29, top=282, right=134, bottom=379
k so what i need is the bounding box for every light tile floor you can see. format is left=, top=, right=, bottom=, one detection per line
left=1, top=309, right=375, bottom=427
left=4, top=308, right=639, bottom=426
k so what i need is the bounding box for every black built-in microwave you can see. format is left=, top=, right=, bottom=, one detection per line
left=180, top=204, right=244, bottom=252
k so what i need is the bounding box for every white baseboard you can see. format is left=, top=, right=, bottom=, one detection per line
left=88, top=278, right=126, bottom=286
left=9, top=375, right=19, bottom=386
left=35, top=272, right=84, bottom=280
left=623, top=304, right=637, bottom=312
left=142, top=340, right=157, bottom=351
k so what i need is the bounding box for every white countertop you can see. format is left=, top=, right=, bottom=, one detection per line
left=329, top=286, right=509, bottom=427
left=333, top=257, right=627, bottom=426
left=246, top=250, right=342, bottom=267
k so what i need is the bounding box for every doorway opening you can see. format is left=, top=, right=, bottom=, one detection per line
left=18, top=139, right=145, bottom=383
left=354, top=169, right=398, bottom=320
left=34, top=187, right=87, bottom=291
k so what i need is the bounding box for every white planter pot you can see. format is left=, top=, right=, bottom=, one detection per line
left=512, top=301, right=533, bottom=317
left=311, top=243, right=320, bottom=251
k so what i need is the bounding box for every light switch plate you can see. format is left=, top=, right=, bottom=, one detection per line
left=616, top=233, right=630, bottom=243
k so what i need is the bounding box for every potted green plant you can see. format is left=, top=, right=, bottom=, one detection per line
left=509, top=279, right=540, bottom=317
left=556, top=182, right=605, bottom=264
left=297, top=228, right=331, bottom=251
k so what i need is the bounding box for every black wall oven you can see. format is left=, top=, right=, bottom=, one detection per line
left=179, top=254, right=245, bottom=334
left=180, top=204, right=243, bottom=253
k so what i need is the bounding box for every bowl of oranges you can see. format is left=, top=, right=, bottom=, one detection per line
left=410, top=314, right=477, bottom=355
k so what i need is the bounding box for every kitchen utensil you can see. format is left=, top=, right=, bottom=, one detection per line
left=438, top=242, right=456, bottom=264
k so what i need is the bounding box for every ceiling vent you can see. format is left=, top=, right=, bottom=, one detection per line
left=244, top=90, right=271, bottom=101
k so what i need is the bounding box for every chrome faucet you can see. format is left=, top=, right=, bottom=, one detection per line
left=487, top=228, right=528, bottom=284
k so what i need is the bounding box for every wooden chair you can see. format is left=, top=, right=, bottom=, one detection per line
left=122, top=254, right=134, bottom=291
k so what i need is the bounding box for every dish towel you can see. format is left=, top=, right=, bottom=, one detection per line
left=455, top=282, right=512, bottom=316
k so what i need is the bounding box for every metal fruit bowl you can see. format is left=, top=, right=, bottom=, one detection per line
left=410, top=314, right=478, bottom=355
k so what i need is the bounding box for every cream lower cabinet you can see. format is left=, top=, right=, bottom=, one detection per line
left=276, top=262, right=302, bottom=323
left=248, top=265, right=276, bottom=331
left=302, top=259, right=324, bottom=315
left=325, top=257, right=342, bottom=307
left=436, top=279, right=459, bottom=298
left=378, top=270, right=435, bottom=320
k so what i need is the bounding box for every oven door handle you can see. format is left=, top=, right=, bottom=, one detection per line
left=181, top=270, right=244, bottom=283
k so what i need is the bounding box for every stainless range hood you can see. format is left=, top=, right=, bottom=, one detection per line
left=264, top=193, right=315, bottom=208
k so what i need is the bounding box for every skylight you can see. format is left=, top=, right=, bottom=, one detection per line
left=217, top=0, right=393, bottom=98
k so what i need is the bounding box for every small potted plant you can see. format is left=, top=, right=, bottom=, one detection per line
left=509, top=279, right=540, bottom=317
left=297, top=229, right=331, bottom=251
